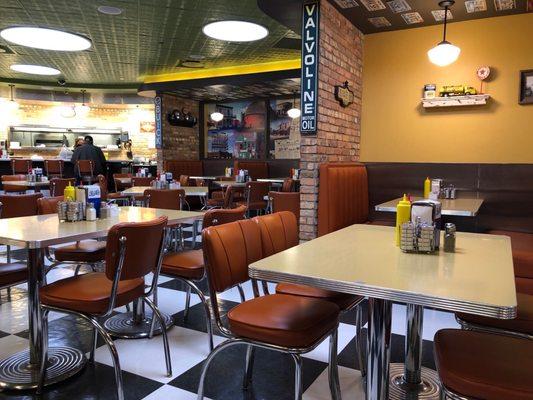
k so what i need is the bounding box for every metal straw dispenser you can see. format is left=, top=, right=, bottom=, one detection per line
left=400, top=200, right=442, bottom=254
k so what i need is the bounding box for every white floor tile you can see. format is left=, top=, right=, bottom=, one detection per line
left=391, top=304, right=459, bottom=341
left=303, top=366, right=365, bottom=400
left=0, top=297, right=63, bottom=334
left=303, top=323, right=355, bottom=363
left=142, top=385, right=212, bottom=400
left=0, top=335, right=29, bottom=359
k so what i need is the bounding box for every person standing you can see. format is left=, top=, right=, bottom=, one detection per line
left=71, top=135, right=107, bottom=176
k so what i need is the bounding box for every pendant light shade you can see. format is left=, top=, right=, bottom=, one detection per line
left=5, top=84, right=19, bottom=111
left=75, top=89, right=90, bottom=116
left=210, top=111, right=224, bottom=122
left=428, top=1, right=460, bottom=67
left=287, top=91, right=300, bottom=119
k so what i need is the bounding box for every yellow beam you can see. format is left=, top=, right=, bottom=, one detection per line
left=142, top=59, right=301, bottom=84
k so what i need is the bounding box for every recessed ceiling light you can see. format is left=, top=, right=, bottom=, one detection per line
left=0, top=26, right=92, bottom=51
left=10, top=64, right=61, bottom=76
left=97, top=6, right=123, bottom=15
left=203, top=21, right=268, bottom=42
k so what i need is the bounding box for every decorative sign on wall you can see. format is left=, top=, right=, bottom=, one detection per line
left=154, top=96, right=162, bottom=149
left=334, top=81, right=355, bottom=107
left=300, top=0, right=320, bottom=135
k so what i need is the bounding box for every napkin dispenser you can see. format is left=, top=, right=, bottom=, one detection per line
left=411, top=200, right=442, bottom=249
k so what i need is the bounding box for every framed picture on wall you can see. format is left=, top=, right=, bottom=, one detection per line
left=519, top=69, right=533, bottom=105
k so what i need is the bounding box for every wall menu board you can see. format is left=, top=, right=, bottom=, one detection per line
left=300, top=0, right=319, bottom=135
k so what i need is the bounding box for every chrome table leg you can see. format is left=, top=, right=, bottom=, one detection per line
left=0, top=249, right=86, bottom=390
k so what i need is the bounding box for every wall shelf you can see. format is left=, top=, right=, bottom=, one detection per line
left=422, top=94, right=490, bottom=108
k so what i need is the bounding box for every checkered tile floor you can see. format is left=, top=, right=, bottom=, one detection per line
left=0, top=233, right=459, bottom=400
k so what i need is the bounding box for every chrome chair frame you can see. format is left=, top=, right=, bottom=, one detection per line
left=38, top=229, right=172, bottom=400
left=439, top=385, right=471, bottom=400
left=455, top=315, right=533, bottom=340
left=197, top=279, right=342, bottom=400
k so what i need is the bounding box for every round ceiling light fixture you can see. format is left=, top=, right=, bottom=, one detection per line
left=203, top=21, right=268, bottom=42
left=10, top=64, right=61, bottom=76
left=210, top=111, right=224, bottom=122
left=427, top=1, right=460, bottom=67
left=97, top=6, right=123, bottom=15
left=287, top=91, right=301, bottom=119
left=0, top=26, right=92, bottom=51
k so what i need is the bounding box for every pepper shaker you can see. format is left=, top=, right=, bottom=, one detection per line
left=444, top=223, right=456, bottom=253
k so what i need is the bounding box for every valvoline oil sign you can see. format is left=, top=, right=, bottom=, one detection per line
left=300, top=0, right=319, bottom=135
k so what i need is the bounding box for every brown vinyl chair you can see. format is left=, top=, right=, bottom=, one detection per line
left=144, top=189, right=185, bottom=210
left=281, top=178, right=294, bottom=192
left=0, top=193, right=42, bottom=218
left=2, top=174, right=28, bottom=194
left=113, top=173, right=133, bottom=192
left=434, top=329, right=533, bottom=400
left=37, top=196, right=107, bottom=278
left=0, top=261, right=27, bottom=299
left=11, top=159, right=31, bottom=175
left=161, top=206, right=247, bottom=350
left=197, top=218, right=342, bottom=400
left=236, top=181, right=269, bottom=217
left=206, top=185, right=243, bottom=209
left=38, top=217, right=171, bottom=399
left=97, top=175, right=129, bottom=204
left=76, top=160, right=97, bottom=184
left=44, top=159, right=64, bottom=178
left=179, top=175, right=190, bottom=187
left=211, top=176, right=234, bottom=201
left=49, top=178, right=76, bottom=197
left=268, top=191, right=300, bottom=222
left=131, top=176, right=155, bottom=187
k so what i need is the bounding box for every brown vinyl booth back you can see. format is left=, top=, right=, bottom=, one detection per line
left=1, top=174, right=27, bottom=193
left=253, top=212, right=299, bottom=258
left=131, top=176, right=155, bottom=187
left=164, top=160, right=203, bottom=178
left=233, top=161, right=268, bottom=179
left=204, top=205, right=246, bottom=228
left=318, top=162, right=369, bottom=237
left=0, top=193, right=43, bottom=218
left=144, top=189, right=185, bottom=210
left=38, top=196, right=64, bottom=215
left=50, top=178, right=76, bottom=197
left=202, top=219, right=262, bottom=293
left=269, top=191, right=301, bottom=223
left=105, top=217, right=167, bottom=281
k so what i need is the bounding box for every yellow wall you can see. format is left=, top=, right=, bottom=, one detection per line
left=360, top=13, right=533, bottom=163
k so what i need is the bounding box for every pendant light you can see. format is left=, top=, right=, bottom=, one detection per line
left=287, top=91, right=301, bottom=119
left=75, top=89, right=90, bottom=117
left=210, top=97, right=224, bottom=122
left=427, top=1, right=460, bottom=67
left=5, top=84, right=19, bottom=111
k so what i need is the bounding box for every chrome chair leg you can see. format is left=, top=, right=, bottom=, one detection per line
left=148, top=289, right=160, bottom=339
left=6, top=286, right=11, bottom=300
left=144, top=296, right=172, bottom=377
left=328, top=329, right=342, bottom=400
left=90, top=326, right=98, bottom=362
left=74, top=264, right=83, bottom=275
left=355, top=305, right=367, bottom=378
left=6, top=245, right=11, bottom=264
left=36, top=309, right=49, bottom=395
left=237, top=284, right=246, bottom=303
left=242, top=345, right=255, bottom=390
left=183, top=280, right=213, bottom=351
left=184, top=286, right=192, bottom=321
left=261, top=280, right=270, bottom=295
left=291, top=353, right=303, bottom=400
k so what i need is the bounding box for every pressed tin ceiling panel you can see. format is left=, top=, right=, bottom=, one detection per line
left=0, top=0, right=300, bottom=86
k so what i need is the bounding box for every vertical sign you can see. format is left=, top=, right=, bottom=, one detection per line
left=300, top=0, right=320, bottom=135
left=154, top=95, right=163, bottom=149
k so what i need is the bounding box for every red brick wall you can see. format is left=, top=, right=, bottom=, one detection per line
left=299, top=0, right=364, bottom=241
left=157, top=94, right=200, bottom=172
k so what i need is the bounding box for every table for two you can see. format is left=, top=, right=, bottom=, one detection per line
left=0, top=207, right=204, bottom=390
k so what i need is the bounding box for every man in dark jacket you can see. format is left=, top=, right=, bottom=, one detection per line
left=71, top=135, right=107, bottom=176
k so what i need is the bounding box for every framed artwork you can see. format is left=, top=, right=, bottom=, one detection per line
left=519, top=70, right=533, bottom=105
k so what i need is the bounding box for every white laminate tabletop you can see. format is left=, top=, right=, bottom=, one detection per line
left=213, top=181, right=246, bottom=187
left=121, top=186, right=208, bottom=197
left=249, top=224, right=516, bottom=318
left=0, top=206, right=204, bottom=248
left=115, top=177, right=132, bottom=184
left=375, top=197, right=484, bottom=217
left=190, top=176, right=220, bottom=180
left=6, top=181, right=50, bottom=187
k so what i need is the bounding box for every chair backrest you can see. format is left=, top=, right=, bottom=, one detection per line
left=203, top=205, right=246, bottom=228
left=96, top=174, right=109, bottom=200
left=253, top=212, right=299, bottom=257
left=245, top=181, right=269, bottom=204
left=179, top=175, right=190, bottom=186
left=0, top=193, right=43, bottom=218
left=269, top=191, right=300, bottom=223
left=233, top=161, right=268, bottom=179
left=318, top=162, right=369, bottom=237
left=223, top=185, right=244, bottom=209
left=11, top=159, right=31, bottom=174
left=105, top=216, right=168, bottom=281
left=113, top=173, right=132, bottom=192
left=282, top=178, right=294, bottom=192
left=131, top=176, right=155, bottom=187
left=76, top=159, right=94, bottom=176
left=44, top=160, right=63, bottom=177
left=144, top=189, right=185, bottom=210
left=38, top=196, right=64, bottom=215
left=202, top=218, right=263, bottom=293
left=50, top=178, right=76, bottom=197
left=1, top=174, right=27, bottom=193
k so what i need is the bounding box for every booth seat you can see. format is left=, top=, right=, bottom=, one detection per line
left=164, top=160, right=203, bottom=179
left=233, top=161, right=268, bottom=180
left=317, top=162, right=392, bottom=236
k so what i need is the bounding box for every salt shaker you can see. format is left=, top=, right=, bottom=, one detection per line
left=86, top=203, right=96, bottom=221
left=444, top=223, right=456, bottom=253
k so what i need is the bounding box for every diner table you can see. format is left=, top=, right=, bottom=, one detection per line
left=249, top=224, right=516, bottom=400
left=212, top=180, right=247, bottom=188
left=0, top=207, right=204, bottom=390
left=375, top=196, right=484, bottom=217
left=121, top=186, right=209, bottom=198
left=6, top=180, right=50, bottom=192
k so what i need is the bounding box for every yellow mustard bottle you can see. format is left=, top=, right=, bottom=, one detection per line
left=64, top=182, right=75, bottom=201
left=423, top=177, right=431, bottom=199
left=395, top=194, right=411, bottom=246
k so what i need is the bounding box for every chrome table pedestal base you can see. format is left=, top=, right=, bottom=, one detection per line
left=0, top=347, right=86, bottom=390
left=104, top=310, right=173, bottom=339
left=389, top=363, right=441, bottom=399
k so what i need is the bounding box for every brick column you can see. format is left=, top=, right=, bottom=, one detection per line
left=157, top=94, right=200, bottom=172
left=299, top=0, right=364, bottom=241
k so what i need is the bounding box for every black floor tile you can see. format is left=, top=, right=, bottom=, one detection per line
left=169, top=345, right=327, bottom=400
left=159, top=278, right=209, bottom=295
left=172, top=298, right=239, bottom=337
left=0, top=330, right=9, bottom=339
left=339, top=299, right=368, bottom=326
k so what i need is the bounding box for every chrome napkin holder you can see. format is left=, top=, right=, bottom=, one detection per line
left=400, top=200, right=442, bottom=254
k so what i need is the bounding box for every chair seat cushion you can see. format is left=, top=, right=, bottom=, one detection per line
left=434, top=329, right=533, bottom=400
left=0, top=263, right=27, bottom=287
left=488, top=230, right=533, bottom=280
left=275, top=283, right=363, bottom=311
left=41, top=272, right=144, bottom=314
left=161, top=250, right=205, bottom=280
left=228, top=294, right=339, bottom=348
left=54, top=240, right=106, bottom=262
left=207, top=198, right=223, bottom=207
left=456, top=292, right=533, bottom=336
left=107, top=192, right=128, bottom=200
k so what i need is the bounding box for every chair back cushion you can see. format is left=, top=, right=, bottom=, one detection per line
left=105, top=217, right=167, bottom=281
left=223, top=185, right=244, bottom=209
left=38, top=196, right=64, bottom=215
left=45, top=160, right=64, bottom=175
left=203, top=205, right=246, bottom=228
left=282, top=178, right=294, bottom=192
left=246, top=181, right=270, bottom=203
left=202, top=219, right=262, bottom=293
left=270, top=191, right=300, bottom=223
left=76, top=160, right=94, bottom=175
left=253, top=212, right=299, bottom=257
left=0, top=193, right=43, bottom=218
left=11, top=159, right=31, bottom=174
left=1, top=174, right=28, bottom=192
left=50, top=178, right=76, bottom=197
left=234, top=161, right=268, bottom=179
left=318, top=162, right=369, bottom=236
left=144, top=189, right=184, bottom=210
